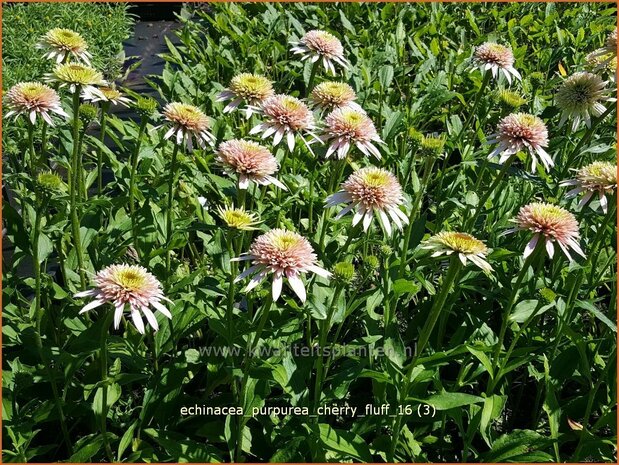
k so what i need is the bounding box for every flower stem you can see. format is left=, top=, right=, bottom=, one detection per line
left=99, top=311, right=115, bottom=462
left=306, top=61, right=319, bottom=95
left=236, top=295, right=274, bottom=461
left=456, top=70, right=491, bottom=144
left=313, top=285, right=343, bottom=419
left=69, top=91, right=87, bottom=289
left=487, top=241, right=543, bottom=394
left=96, top=102, right=110, bottom=195
left=27, top=121, right=36, bottom=176
left=464, top=154, right=515, bottom=231
left=40, top=121, right=49, bottom=165
left=129, top=118, right=148, bottom=259
left=165, top=143, right=181, bottom=277
left=388, top=257, right=461, bottom=462
left=398, top=154, right=435, bottom=275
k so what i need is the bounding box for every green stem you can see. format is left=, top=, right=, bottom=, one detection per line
left=465, top=154, right=515, bottom=232
left=99, top=311, right=115, bottom=462
left=69, top=92, right=86, bottom=289
left=398, top=154, right=435, bottom=275
left=456, top=71, right=491, bottom=144
left=313, top=285, right=343, bottom=418
left=97, top=103, right=110, bottom=195
left=27, top=121, right=36, bottom=176
left=388, top=258, right=462, bottom=462
left=487, top=241, right=543, bottom=393
left=306, top=61, right=319, bottom=95
left=236, top=295, right=274, bottom=462
left=129, top=118, right=148, bottom=259
left=33, top=199, right=44, bottom=334
left=40, top=121, right=49, bottom=165
left=165, top=143, right=181, bottom=277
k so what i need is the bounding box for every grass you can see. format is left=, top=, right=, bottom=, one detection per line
left=2, top=2, right=134, bottom=89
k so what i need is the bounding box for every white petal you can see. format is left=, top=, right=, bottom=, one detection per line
left=272, top=273, right=283, bottom=301
left=79, top=299, right=105, bottom=314
left=545, top=240, right=555, bottom=258
left=114, top=303, right=124, bottom=329
left=151, top=300, right=172, bottom=319
left=141, top=306, right=159, bottom=331
left=287, top=273, right=307, bottom=303
left=131, top=308, right=145, bottom=334
left=524, top=234, right=539, bottom=258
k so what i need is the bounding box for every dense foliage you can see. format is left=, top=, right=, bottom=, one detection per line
left=2, top=2, right=617, bottom=463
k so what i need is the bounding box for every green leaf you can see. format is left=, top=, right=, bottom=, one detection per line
left=378, top=65, right=394, bottom=89
left=392, top=279, right=420, bottom=297
left=575, top=300, right=616, bottom=332
left=316, top=423, right=373, bottom=462
left=483, top=429, right=553, bottom=462
left=422, top=391, right=484, bottom=410
left=36, top=233, right=53, bottom=264
left=117, top=420, right=137, bottom=460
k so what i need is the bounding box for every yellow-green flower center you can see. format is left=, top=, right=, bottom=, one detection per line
left=272, top=231, right=302, bottom=250
left=45, top=28, right=87, bottom=49
left=360, top=169, right=390, bottom=187
left=230, top=73, right=272, bottom=100
left=54, top=63, right=103, bottom=85
left=115, top=269, right=147, bottom=291
left=438, top=232, right=487, bottom=254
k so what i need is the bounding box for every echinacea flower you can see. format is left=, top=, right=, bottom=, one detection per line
left=421, top=231, right=493, bottom=273
left=590, top=29, right=618, bottom=66
left=217, top=204, right=261, bottom=230
left=487, top=113, right=552, bottom=172
left=82, top=85, right=131, bottom=107
left=216, top=73, right=274, bottom=118
left=555, top=72, right=610, bottom=131
left=560, top=161, right=617, bottom=213
left=233, top=229, right=331, bottom=302
left=4, top=82, right=68, bottom=125
left=45, top=62, right=107, bottom=96
left=586, top=49, right=617, bottom=77
left=250, top=94, right=319, bottom=152
left=160, top=102, right=215, bottom=151
left=326, top=167, right=408, bottom=236
left=74, top=264, right=172, bottom=334
left=290, top=30, right=349, bottom=75
left=311, top=81, right=361, bottom=111
left=473, top=42, right=521, bottom=84
left=321, top=107, right=384, bottom=160
left=37, top=28, right=92, bottom=64
left=505, top=202, right=585, bottom=262
left=216, top=139, right=286, bottom=190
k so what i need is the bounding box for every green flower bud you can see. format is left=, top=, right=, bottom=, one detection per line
left=78, top=103, right=98, bottom=125
left=528, top=71, right=545, bottom=86
left=333, top=262, right=355, bottom=283
left=379, top=245, right=393, bottom=257
left=134, top=96, right=158, bottom=119
left=36, top=171, right=66, bottom=197
left=497, top=89, right=527, bottom=109
left=539, top=287, right=556, bottom=304
left=420, top=134, right=445, bottom=156
left=408, top=128, right=424, bottom=149
left=364, top=255, right=380, bottom=271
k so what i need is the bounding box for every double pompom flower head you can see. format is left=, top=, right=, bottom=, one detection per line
left=290, top=30, right=349, bottom=75
left=74, top=265, right=172, bottom=334
left=5, top=82, right=68, bottom=125
left=233, top=229, right=331, bottom=303
left=326, top=167, right=408, bottom=237
left=487, top=112, right=552, bottom=172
